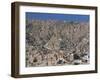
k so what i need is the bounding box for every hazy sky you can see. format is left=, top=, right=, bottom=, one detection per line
left=26, top=12, right=89, bottom=22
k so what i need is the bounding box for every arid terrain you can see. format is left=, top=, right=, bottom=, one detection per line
left=26, top=19, right=89, bottom=67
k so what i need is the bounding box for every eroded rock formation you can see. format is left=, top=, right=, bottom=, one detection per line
left=26, top=20, right=89, bottom=67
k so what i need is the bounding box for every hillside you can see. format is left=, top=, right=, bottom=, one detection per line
left=26, top=19, right=89, bottom=67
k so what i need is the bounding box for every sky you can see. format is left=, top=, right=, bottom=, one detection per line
left=26, top=12, right=89, bottom=22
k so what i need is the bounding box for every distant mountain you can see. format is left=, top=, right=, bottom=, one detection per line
left=26, top=19, right=89, bottom=67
